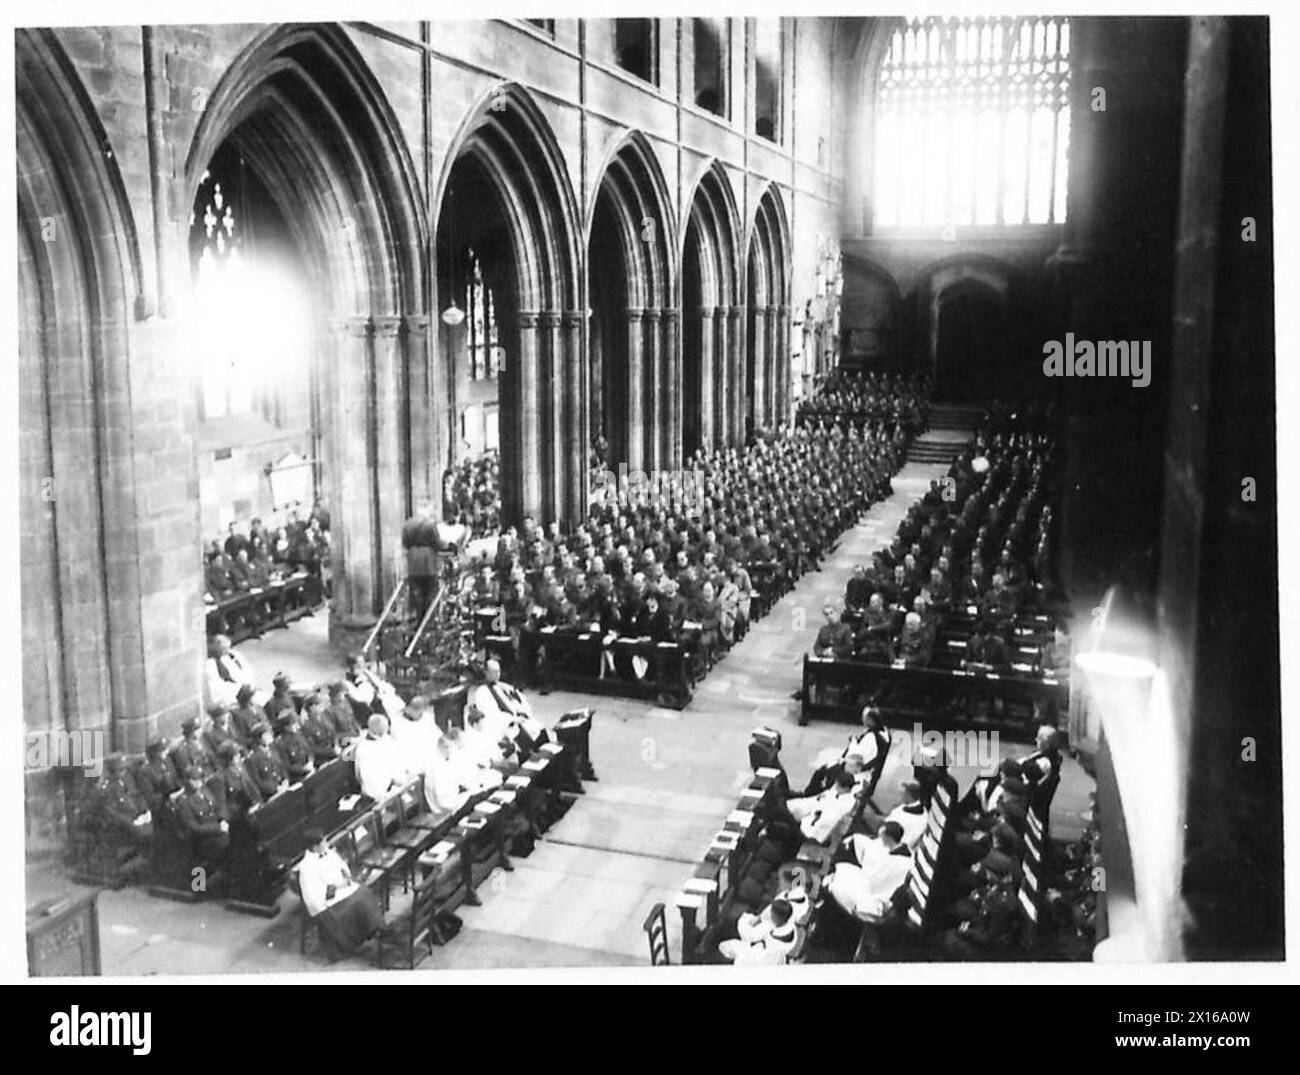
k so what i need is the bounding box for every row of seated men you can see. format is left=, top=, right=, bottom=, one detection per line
left=795, top=368, right=932, bottom=431
left=716, top=710, right=1065, bottom=963
left=92, top=645, right=570, bottom=891
left=813, top=597, right=1070, bottom=678
left=442, top=448, right=502, bottom=539
left=469, top=422, right=904, bottom=689
left=824, top=427, right=1065, bottom=673
left=204, top=509, right=329, bottom=638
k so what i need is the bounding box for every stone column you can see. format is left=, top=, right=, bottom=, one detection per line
left=372, top=314, right=405, bottom=605
left=332, top=315, right=377, bottom=627
left=516, top=310, right=544, bottom=520
left=645, top=308, right=664, bottom=472
left=404, top=313, right=433, bottom=513
left=774, top=304, right=790, bottom=427
left=563, top=310, right=586, bottom=525
left=541, top=310, right=564, bottom=523
left=698, top=306, right=716, bottom=449
left=727, top=305, right=744, bottom=445
left=662, top=308, right=681, bottom=470
left=750, top=305, right=769, bottom=433
left=626, top=307, right=646, bottom=474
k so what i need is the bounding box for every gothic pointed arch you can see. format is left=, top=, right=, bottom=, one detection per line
left=681, top=161, right=742, bottom=453
left=185, top=23, right=429, bottom=627
left=435, top=83, right=583, bottom=526
left=588, top=130, right=680, bottom=472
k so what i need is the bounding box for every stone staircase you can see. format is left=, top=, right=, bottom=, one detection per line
left=905, top=401, right=987, bottom=465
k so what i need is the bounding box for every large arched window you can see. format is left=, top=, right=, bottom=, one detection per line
left=466, top=247, right=500, bottom=381
left=872, top=16, right=1070, bottom=230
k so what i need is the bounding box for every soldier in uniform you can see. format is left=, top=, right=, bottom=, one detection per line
left=326, top=681, right=362, bottom=742
left=203, top=705, right=239, bottom=758
left=175, top=766, right=230, bottom=867
left=247, top=722, right=290, bottom=799
left=97, top=754, right=153, bottom=846
left=812, top=603, right=855, bottom=660
left=136, top=739, right=181, bottom=816
left=263, top=672, right=296, bottom=724
left=170, top=717, right=217, bottom=783
left=300, top=693, right=340, bottom=764
left=214, top=740, right=263, bottom=819
left=274, top=710, right=315, bottom=782
left=230, top=683, right=266, bottom=746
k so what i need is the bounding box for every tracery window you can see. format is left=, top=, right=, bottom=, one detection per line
left=872, top=16, right=1071, bottom=229
left=191, top=169, right=249, bottom=419
left=466, top=248, right=499, bottom=381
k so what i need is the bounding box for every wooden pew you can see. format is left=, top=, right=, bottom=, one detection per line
left=224, top=758, right=365, bottom=916
left=800, top=654, right=1067, bottom=738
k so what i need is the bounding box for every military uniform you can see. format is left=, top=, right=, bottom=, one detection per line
left=247, top=743, right=288, bottom=798
left=301, top=714, right=339, bottom=763
left=98, top=769, right=152, bottom=843
left=275, top=728, right=314, bottom=781
left=136, top=754, right=180, bottom=814
left=176, top=783, right=230, bottom=864
left=170, top=737, right=217, bottom=783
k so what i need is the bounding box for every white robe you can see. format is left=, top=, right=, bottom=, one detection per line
left=353, top=734, right=409, bottom=801
left=827, top=841, right=914, bottom=919
left=205, top=652, right=258, bottom=709
left=297, top=847, right=359, bottom=917
left=391, top=714, right=441, bottom=777
left=424, top=753, right=470, bottom=816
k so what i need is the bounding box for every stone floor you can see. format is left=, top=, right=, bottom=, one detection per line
left=25, top=461, right=1092, bottom=974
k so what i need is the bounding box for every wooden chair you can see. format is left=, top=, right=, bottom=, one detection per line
left=397, top=780, right=441, bottom=831
left=337, top=825, right=392, bottom=912
left=643, top=902, right=670, bottom=965
left=376, top=865, right=440, bottom=969
left=351, top=815, right=408, bottom=904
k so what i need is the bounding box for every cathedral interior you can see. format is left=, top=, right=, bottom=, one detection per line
left=16, top=15, right=1280, bottom=974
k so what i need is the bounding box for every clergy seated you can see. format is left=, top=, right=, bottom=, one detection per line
left=423, top=726, right=502, bottom=818
left=824, top=820, right=914, bottom=921
left=353, top=715, right=410, bottom=803
left=297, top=827, right=384, bottom=961
left=389, top=694, right=441, bottom=778
left=717, top=898, right=799, bottom=966
left=782, top=770, right=859, bottom=844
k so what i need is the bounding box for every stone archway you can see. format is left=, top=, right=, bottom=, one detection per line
left=186, top=24, right=427, bottom=630
left=681, top=161, right=742, bottom=455
left=587, top=132, right=679, bottom=475
left=434, top=84, right=583, bottom=527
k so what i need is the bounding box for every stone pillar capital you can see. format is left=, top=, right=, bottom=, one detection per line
left=562, top=310, right=585, bottom=328
left=626, top=307, right=647, bottom=322
left=644, top=308, right=663, bottom=323
left=403, top=313, right=430, bottom=334
left=538, top=310, right=563, bottom=327
left=336, top=315, right=372, bottom=338
left=516, top=310, right=541, bottom=330
left=373, top=315, right=403, bottom=338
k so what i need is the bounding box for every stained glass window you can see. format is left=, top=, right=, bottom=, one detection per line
left=191, top=169, right=249, bottom=418
left=467, top=248, right=499, bottom=381
left=872, top=16, right=1070, bottom=229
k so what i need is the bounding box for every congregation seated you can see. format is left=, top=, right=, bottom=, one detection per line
left=796, top=368, right=931, bottom=433
left=203, top=508, right=328, bottom=641
left=466, top=421, right=906, bottom=700
left=442, top=450, right=502, bottom=539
